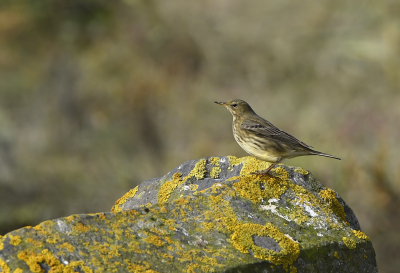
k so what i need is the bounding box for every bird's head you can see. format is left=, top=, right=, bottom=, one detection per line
left=214, top=99, right=255, bottom=117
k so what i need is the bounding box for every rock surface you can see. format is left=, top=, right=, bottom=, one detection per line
left=0, top=156, right=377, bottom=273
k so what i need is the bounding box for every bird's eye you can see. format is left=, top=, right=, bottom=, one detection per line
left=232, top=103, right=238, bottom=107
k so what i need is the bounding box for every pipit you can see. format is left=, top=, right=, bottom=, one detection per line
left=215, top=99, right=341, bottom=176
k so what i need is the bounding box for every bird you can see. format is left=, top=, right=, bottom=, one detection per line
left=215, top=99, right=341, bottom=176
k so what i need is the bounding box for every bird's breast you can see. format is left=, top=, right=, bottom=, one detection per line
left=232, top=121, right=281, bottom=162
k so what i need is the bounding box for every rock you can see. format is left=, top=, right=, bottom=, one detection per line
left=0, top=156, right=377, bottom=273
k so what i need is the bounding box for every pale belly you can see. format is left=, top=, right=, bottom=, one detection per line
left=234, top=133, right=282, bottom=162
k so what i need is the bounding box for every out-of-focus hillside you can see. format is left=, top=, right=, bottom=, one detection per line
left=0, top=1, right=399, bottom=272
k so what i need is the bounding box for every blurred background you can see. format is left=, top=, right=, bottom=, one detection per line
left=0, top=0, right=399, bottom=271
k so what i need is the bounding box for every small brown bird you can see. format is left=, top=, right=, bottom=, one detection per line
left=215, top=99, right=341, bottom=176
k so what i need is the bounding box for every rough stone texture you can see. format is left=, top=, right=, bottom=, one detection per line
left=0, top=156, right=377, bottom=273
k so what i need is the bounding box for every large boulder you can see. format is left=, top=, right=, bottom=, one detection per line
left=0, top=156, right=377, bottom=273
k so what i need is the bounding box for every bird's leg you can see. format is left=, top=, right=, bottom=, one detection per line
left=251, top=158, right=282, bottom=177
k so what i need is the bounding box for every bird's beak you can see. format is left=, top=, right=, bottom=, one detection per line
left=214, top=101, right=227, bottom=106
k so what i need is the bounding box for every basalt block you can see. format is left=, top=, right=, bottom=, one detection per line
left=0, top=156, right=377, bottom=273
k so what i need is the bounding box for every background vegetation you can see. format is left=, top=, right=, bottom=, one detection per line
left=0, top=1, right=399, bottom=272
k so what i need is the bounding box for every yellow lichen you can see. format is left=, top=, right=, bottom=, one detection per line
left=352, top=230, right=369, bottom=241
left=157, top=159, right=208, bottom=206
left=9, top=235, right=22, bottom=246
left=59, top=242, right=76, bottom=253
left=112, top=186, right=139, bottom=213
left=17, top=249, right=93, bottom=273
left=227, top=155, right=246, bottom=171
left=319, top=189, right=349, bottom=225
left=231, top=173, right=288, bottom=203
left=46, top=236, right=58, bottom=244
left=210, top=167, right=221, bottom=178
left=189, top=184, right=199, bottom=191
left=72, top=222, right=91, bottom=233
left=294, top=168, right=308, bottom=175
left=342, top=237, right=356, bottom=249
left=157, top=173, right=182, bottom=206
left=144, top=235, right=165, bottom=247
left=0, top=259, right=10, bottom=273
left=210, top=157, right=220, bottom=166
left=187, top=159, right=207, bottom=180
left=334, top=251, right=340, bottom=259
left=231, top=223, right=300, bottom=268
left=136, top=191, right=145, bottom=199
left=290, top=265, right=298, bottom=273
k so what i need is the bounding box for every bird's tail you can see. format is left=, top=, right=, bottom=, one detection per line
left=311, top=151, right=341, bottom=160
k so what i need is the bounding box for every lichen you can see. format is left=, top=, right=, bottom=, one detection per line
left=342, top=237, right=356, bottom=249
left=352, top=230, right=369, bottom=241
left=187, top=159, right=207, bottom=180
left=319, top=189, right=349, bottom=225
left=334, top=251, right=340, bottom=259
left=210, top=167, right=221, bottom=178
left=294, top=168, right=308, bottom=175
left=157, top=173, right=183, bottom=206
left=0, top=259, right=10, bottom=273
left=231, top=223, right=300, bottom=268
left=112, top=186, right=139, bottom=213
left=210, top=157, right=220, bottom=166
left=157, top=159, right=208, bottom=206
left=8, top=235, right=21, bottom=246
left=227, top=155, right=246, bottom=171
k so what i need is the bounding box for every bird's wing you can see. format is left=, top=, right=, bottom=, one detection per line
left=240, top=118, right=313, bottom=149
